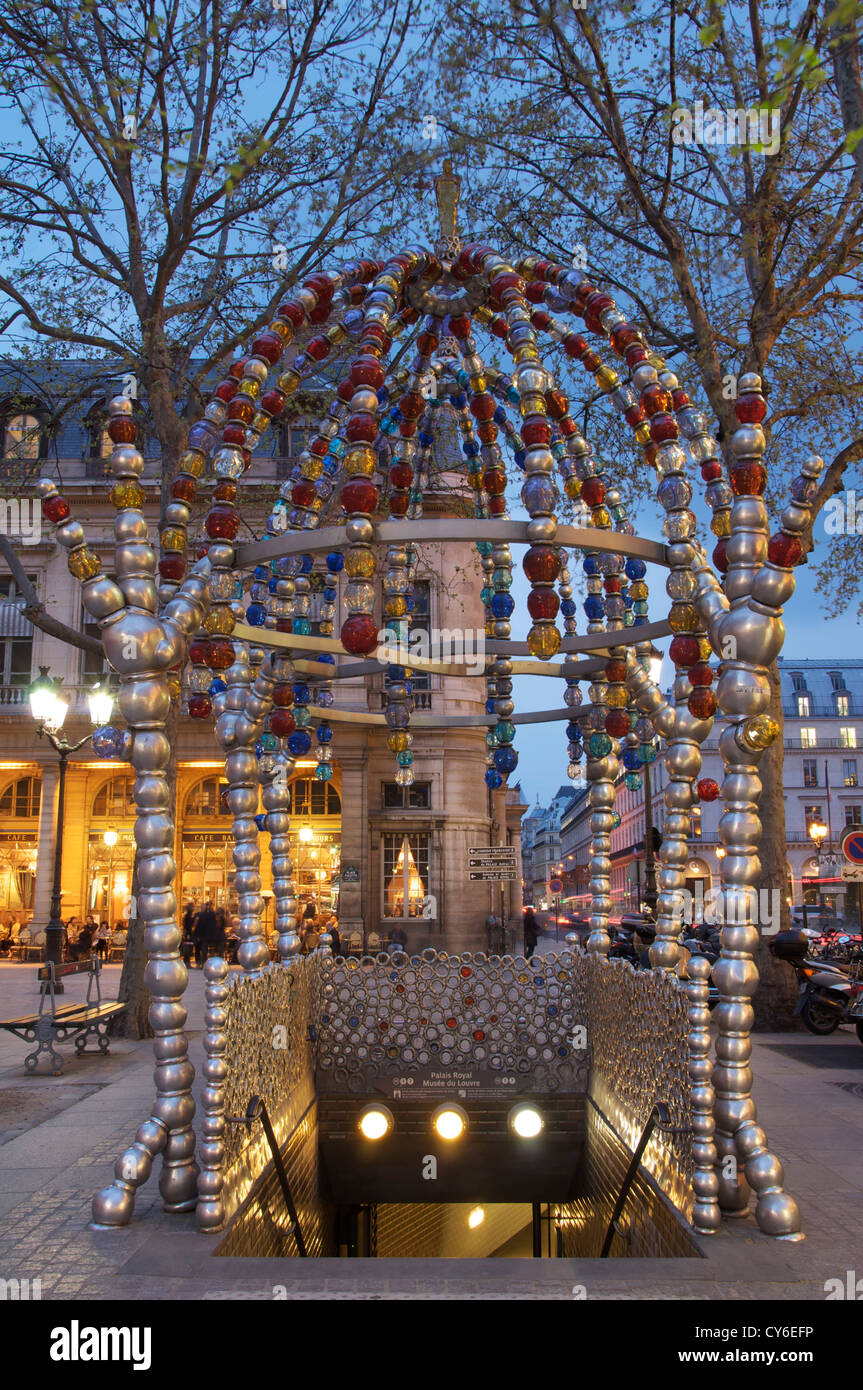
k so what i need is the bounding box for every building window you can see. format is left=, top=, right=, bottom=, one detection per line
left=0, top=637, right=32, bottom=692
left=803, top=759, right=818, bottom=788
left=93, top=776, right=136, bottom=818
left=797, top=693, right=811, bottom=716
left=382, top=781, right=431, bottom=809
left=183, top=777, right=231, bottom=818
left=830, top=672, right=846, bottom=692
left=800, top=727, right=817, bottom=749
left=0, top=573, right=36, bottom=697
left=690, top=805, right=702, bottom=838
left=790, top=671, right=806, bottom=693
left=382, top=831, right=429, bottom=918
left=408, top=579, right=432, bottom=701
left=2, top=410, right=44, bottom=462
left=805, top=805, right=825, bottom=834
left=0, top=774, right=41, bottom=818
left=288, top=778, right=341, bottom=817
left=841, top=727, right=858, bottom=749
left=277, top=420, right=313, bottom=474
left=845, top=806, right=862, bottom=827
left=844, top=759, right=858, bottom=788
left=836, top=694, right=850, bottom=717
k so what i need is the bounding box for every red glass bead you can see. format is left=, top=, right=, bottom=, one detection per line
left=272, top=684, right=294, bottom=708
left=251, top=333, right=282, bottom=364
left=581, top=349, right=602, bottom=372
left=159, top=555, right=186, bottom=582
left=306, top=337, right=330, bottom=362
left=108, top=417, right=136, bottom=443
left=624, top=344, right=648, bottom=368
left=488, top=494, right=507, bottom=515
left=473, top=1030, right=486, bottom=1042
left=42, top=495, right=70, bottom=523
left=489, top=272, right=524, bottom=308
left=206, top=638, right=235, bottom=670
left=416, top=331, right=439, bottom=355
left=214, top=481, right=236, bottom=502
left=730, top=463, right=767, bottom=496
left=308, top=299, right=331, bottom=324
left=214, top=379, right=238, bottom=402
left=688, top=662, right=713, bottom=687
left=643, top=442, right=658, bottom=466
left=292, top=481, right=317, bottom=508
left=650, top=413, right=679, bottom=443
left=605, top=710, right=630, bottom=738
left=767, top=532, right=802, bottom=567
left=227, top=398, right=255, bottom=424
left=688, top=688, right=717, bottom=719
left=205, top=506, right=239, bottom=540
left=605, top=659, right=627, bottom=683
left=624, top=405, right=646, bottom=428
left=222, top=424, right=246, bottom=445
left=476, top=422, right=498, bottom=444
left=735, top=393, right=767, bottom=424
left=697, top=777, right=720, bottom=802
left=531, top=310, right=551, bottom=330
left=345, top=414, right=377, bottom=444
left=341, top=479, right=379, bottom=514
left=640, top=383, right=671, bottom=417
left=669, top=634, right=700, bottom=668
left=713, top=539, right=729, bottom=573
left=523, top=545, right=561, bottom=584
left=172, top=477, right=197, bottom=503
left=241, top=449, right=252, bottom=472
left=350, top=356, right=385, bottom=388
left=399, top=392, right=424, bottom=421
left=561, top=333, right=589, bottom=358
left=527, top=588, right=560, bottom=620
left=489, top=316, right=508, bottom=340
left=389, top=491, right=409, bottom=516
left=310, top=437, right=329, bottom=458
left=229, top=359, right=247, bottom=379
left=337, top=378, right=355, bottom=402
left=525, top=281, right=545, bottom=303
left=671, top=388, right=690, bottom=411
left=470, top=394, right=495, bottom=421
left=278, top=300, right=305, bottom=327
left=341, top=614, right=379, bottom=656
left=558, top=417, right=577, bottom=437
left=482, top=468, right=507, bottom=495
left=188, top=694, right=211, bottom=719
left=447, top=315, right=472, bottom=337
left=261, top=389, right=285, bottom=416
left=610, top=322, right=641, bottom=354
left=189, top=639, right=210, bottom=665
left=700, top=460, right=723, bottom=482
left=545, top=389, right=568, bottom=420
left=584, top=291, right=614, bottom=333
left=603, top=576, right=621, bottom=594
left=270, top=710, right=296, bottom=739
left=275, top=619, right=293, bottom=634
left=581, top=477, right=606, bottom=507
left=390, top=464, right=413, bottom=489
left=522, top=420, right=552, bottom=445
left=397, top=420, right=417, bottom=439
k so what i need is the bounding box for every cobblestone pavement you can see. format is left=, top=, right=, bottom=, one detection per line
left=0, top=960, right=861, bottom=1300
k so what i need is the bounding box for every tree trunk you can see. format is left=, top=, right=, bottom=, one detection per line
left=752, top=658, right=801, bottom=1031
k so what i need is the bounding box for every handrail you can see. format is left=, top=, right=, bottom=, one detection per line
left=226, top=1095, right=308, bottom=1256
left=599, top=1101, right=691, bottom=1258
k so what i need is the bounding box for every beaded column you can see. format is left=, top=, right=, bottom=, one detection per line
left=686, top=951, right=721, bottom=1234
left=197, top=956, right=230, bottom=1231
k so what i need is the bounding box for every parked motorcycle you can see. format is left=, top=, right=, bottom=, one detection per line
left=770, top=930, right=863, bottom=1041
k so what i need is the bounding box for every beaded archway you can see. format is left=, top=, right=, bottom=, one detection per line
left=35, top=164, right=816, bottom=1240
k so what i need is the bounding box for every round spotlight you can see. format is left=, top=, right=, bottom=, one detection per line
left=358, top=1104, right=393, bottom=1141
left=432, top=1103, right=468, bottom=1141
left=468, top=1205, right=485, bottom=1229
left=509, top=1103, right=544, bottom=1139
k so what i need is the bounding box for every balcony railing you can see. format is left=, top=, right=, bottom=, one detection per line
left=783, top=701, right=855, bottom=718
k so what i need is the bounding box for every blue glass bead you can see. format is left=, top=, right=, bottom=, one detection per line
left=317, top=654, right=335, bottom=666
left=625, top=772, right=642, bottom=791
left=291, top=617, right=309, bottom=635
left=485, top=768, right=504, bottom=789
left=397, top=750, right=413, bottom=767
left=625, top=558, right=647, bottom=580
left=633, top=615, right=649, bottom=626
left=490, top=592, right=515, bottom=619
left=584, top=596, right=605, bottom=619
left=514, top=449, right=526, bottom=469
left=561, top=599, right=576, bottom=617
left=589, top=732, right=612, bottom=757
left=622, top=749, right=641, bottom=770
left=495, top=720, right=516, bottom=744
left=493, top=746, right=519, bottom=774
left=246, top=603, right=267, bottom=626
left=456, top=368, right=469, bottom=388
left=449, top=391, right=467, bottom=409
left=583, top=556, right=600, bottom=575
left=268, top=577, right=278, bottom=594
left=387, top=665, right=406, bottom=681
left=288, top=730, right=312, bottom=756
left=293, top=683, right=310, bottom=703
left=326, top=551, right=345, bottom=574
left=476, top=541, right=493, bottom=556
left=463, top=438, right=480, bottom=456
left=316, top=724, right=333, bottom=744
left=565, top=721, right=581, bottom=743
left=254, top=566, right=268, bottom=582
left=418, top=431, right=434, bottom=447
left=255, top=813, right=267, bottom=831
left=493, top=406, right=506, bottom=424
left=315, top=763, right=333, bottom=781
left=486, top=698, right=497, bottom=714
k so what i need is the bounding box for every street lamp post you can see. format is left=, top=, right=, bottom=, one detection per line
left=28, top=669, right=115, bottom=983
left=809, top=818, right=828, bottom=925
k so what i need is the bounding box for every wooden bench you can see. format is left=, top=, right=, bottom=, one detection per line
left=0, top=955, right=126, bottom=1073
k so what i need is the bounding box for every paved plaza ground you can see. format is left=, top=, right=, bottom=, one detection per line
left=0, top=942, right=861, bottom=1300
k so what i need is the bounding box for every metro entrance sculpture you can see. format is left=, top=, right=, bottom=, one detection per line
left=34, top=164, right=815, bottom=1242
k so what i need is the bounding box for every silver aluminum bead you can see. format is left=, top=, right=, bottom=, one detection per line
left=56, top=520, right=86, bottom=549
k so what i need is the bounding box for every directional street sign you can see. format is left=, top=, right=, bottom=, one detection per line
left=841, top=827, right=863, bottom=864
left=469, top=846, right=517, bottom=858
left=469, top=869, right=519, bottom=882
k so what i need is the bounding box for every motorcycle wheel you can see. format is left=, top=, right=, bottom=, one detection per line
left=802, top=997, right=841, bottom=1035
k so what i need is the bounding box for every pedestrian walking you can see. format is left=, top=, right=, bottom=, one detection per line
left=523, top=908, right=539, bottom=961
left=94, top=920, right=110, bottom=960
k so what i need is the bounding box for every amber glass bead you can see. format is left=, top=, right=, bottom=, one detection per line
left=384, top=596, right=407, bottom=618
left=629, top=581, right=648, bottom=601
left=227, top=398, right=255, bottom=424
left=277, top=369, right=301, bottom=394
left=214, top=481, right=237, bottom=502
left=731, top=463, right=767, bottom=496
left=171, top=476, right=197, bottom=503
left=388, top=732, right=410, bottom=753
left=68, top=547, right=101, bottom=580
left=108, top=417, right=137, bottom=443
left=591, top=506, right=611, bottom=528
left=272, top=683, right=294, bottom=708
left=527, top=624, right=561, bottom=659
left=710, top=510, right=731, bottom=538
left=669, top=602, right=698, bottom=632
left=606, top=684, right=628, bottom=708
left=160, top=527, right=186, bottom=551
left=204, top=606, right=236, bottom=636
left=605, top=659, right=627, bottom=683
left=688, top=688, right=717, bottom=719
left=595, top=366, right=619, bottom=391
left=742, top=714, right=779, bottom=750
left=111, top=480, right=145, bottom=509
left=344, top=548, right=375, bottom=579
left=564, top=476, right=581, bottom=499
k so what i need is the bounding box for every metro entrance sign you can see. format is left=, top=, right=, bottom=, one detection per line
left=468, top=845, right=518, bottom=882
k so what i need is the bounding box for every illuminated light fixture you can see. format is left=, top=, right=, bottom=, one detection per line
left=299, top=826, right=314, bottom=843
left=508, top=1103, right=544, bottom=1139
left=468, top=1206, right=485, bottom=1229
left=431, top=1103, right=468, bottom=1141
left=103, top=829, right=119, bottom=848
left=358, top=1104, right=393, bottom=1141
left=87, top=683, right=115, bottom=727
